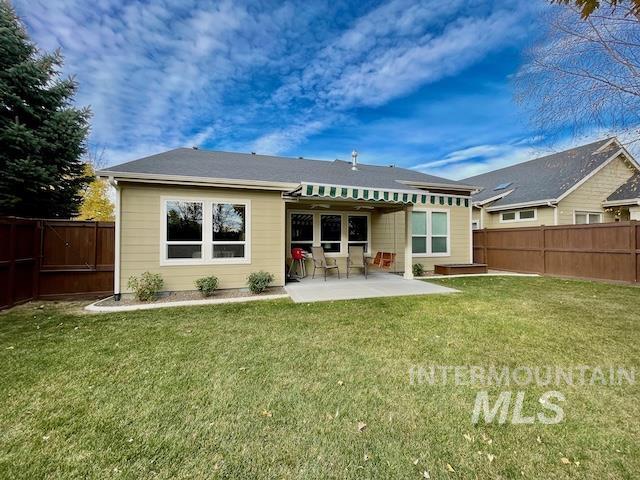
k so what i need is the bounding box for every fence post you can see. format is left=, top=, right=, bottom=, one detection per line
left=7, top=221, right=16, bottom=308
left=540, top=225, right=546, bottom=274
left=483, top=229, right=488, bottom=265
left=632, top=221, right=638, bottom=284
left=32, top=220, right=42, bottom=300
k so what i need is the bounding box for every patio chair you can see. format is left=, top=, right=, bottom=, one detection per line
left=347, top=246, right=368, bottom=279
left=310, top=246, right=340, bottom=281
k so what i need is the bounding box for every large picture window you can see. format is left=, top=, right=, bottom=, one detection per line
left=162, top=198, right=250, bottom=265
left=165, top=201, right=203, bottom=259
left=291, top=213, right=314, bottom=253
left=348, top=215, right=369, bottom=253
left=212, top=203, right=246, bottom=258
left=320, top=214, right=342, bottom=253
left=411, top=210, right=449, bottom=256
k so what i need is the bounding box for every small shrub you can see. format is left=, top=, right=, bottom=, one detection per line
left=195, top=276, right=218, bottom=297
left=412, top=263, right=425, bottom=277
left=128, top=271, right=164, bottom=302
left=247, top=271, right=274, bottom=294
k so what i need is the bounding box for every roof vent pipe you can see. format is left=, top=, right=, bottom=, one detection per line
left=351, top=149, right=358, bottom=171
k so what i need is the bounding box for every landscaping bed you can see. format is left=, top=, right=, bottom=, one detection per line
left=94, top=286, right=287, bottom=307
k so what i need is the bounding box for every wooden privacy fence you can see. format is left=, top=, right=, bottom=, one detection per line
left=473, top=221, right=640, bottom=283
left=0, top=217, right=114, bottom=310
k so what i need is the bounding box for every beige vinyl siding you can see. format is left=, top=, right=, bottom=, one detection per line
left=371, top=202, right=471, bottom=272
left=480, top=206, right=556, bottom=229
left=557, top=154, right=636, bottom=224
left=119, top=182, right=285, bottom=292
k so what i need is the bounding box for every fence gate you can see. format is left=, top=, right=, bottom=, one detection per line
left=0, top=217, right=115, bottom=310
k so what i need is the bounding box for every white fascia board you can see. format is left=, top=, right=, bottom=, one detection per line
left=485, top=199, right=557, bottom=212
left=96, top=170, right=298, bottom=191
left=473, top=189, right=515, bottom=207
left=602, top=198, right=640, bottom=207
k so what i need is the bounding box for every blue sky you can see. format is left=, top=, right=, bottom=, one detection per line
left=14, top=0, right=605, bottom=180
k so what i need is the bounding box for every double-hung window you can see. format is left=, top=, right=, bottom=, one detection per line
left=165, top=201, right=203, bottom=259
left=348, top=215, right=369, bottom=253
left=162, top=198, right=250, bottom=264
left=320, top=214, right=342, bottom=253
left=411, top=210, right=450, bottom=256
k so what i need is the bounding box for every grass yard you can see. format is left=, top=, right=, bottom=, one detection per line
left=0, top=277, right=639, bottom=479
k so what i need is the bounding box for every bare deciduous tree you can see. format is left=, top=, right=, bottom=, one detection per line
left=516, top=3, right=640, bottom=144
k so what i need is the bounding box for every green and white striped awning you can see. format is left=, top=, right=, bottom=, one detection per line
left=297, top=182, right=469, bottom=207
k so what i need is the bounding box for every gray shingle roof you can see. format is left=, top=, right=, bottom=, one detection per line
left=462, top=138, right=620, bottom=208
left=607, top=172, right=640, bottom=202
left=100, top=148, right=472, bottom=192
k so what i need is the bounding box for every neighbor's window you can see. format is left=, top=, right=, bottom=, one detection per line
left=165, top=201, right=203, bottom=259
left=501, top=209, right=537, bottom=222
left=348, top=215, right=368, bottom=253
left=212, top=203, right=246, bottom=258
left=575, top=211, right=602, bottom=225
left=291, top=213, right=314, bottom=253
left=320, top=214, right=342, bottom=253
left=411, top=210, right=449, bottom=256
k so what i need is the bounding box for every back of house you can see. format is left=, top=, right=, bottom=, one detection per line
left=99, top=149, right=476, bottom=296
left=464, top=138, right=640, bottom=229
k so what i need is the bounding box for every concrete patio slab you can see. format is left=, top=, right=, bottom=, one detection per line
left=285, top=271, right=458, bottom=303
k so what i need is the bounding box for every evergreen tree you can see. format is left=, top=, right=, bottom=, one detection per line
left=0, top=1, right=91, bottom=218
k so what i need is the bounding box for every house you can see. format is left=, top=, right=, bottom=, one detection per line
left=98, top=149, right=476, bottom=296
left=464, top=138, right=640, bottom=229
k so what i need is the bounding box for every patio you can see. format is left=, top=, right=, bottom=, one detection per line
left=284, top=269, right=458, bottom=303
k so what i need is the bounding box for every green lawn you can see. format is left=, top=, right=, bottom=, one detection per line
left=1, top=277, right=639, bottom=479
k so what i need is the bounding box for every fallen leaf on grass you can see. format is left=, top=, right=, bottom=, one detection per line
left=337, top=380, right=344, bottom=386
left=357, top=421, right=367, bottom=432
left=560, top=457, right=571, bottom=465
left=446, top=463, right=455, bottom=472
left=413, top=458, right=419, bottom=465
left=463, top=433, right=473, bottom=442
left=423, top=470, right=430, bottom=478
left=261, top=410, right=272, bottom=417
left=487, top=453, right=495, bottom=463
left=364, top=454, right=369, bottom=461
left=536, top=436, right=542, bottom=444
left=239, top=367, right=247, bottom=371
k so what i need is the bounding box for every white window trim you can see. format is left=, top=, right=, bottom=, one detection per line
left=573, top=210, right=603, bottom=225
left=411, top=208, right=451, bottom=258
left=160, top=196, right=251, bottom=266
left=472, top=219, right=480, bottom=230
left=320, top=213, right=344, bottom=255
left=499, top=208, right=538, bottom=223
left=287, top=210, right=371, bottom=257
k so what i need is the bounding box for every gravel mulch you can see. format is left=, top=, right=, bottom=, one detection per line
left=95, top=287, right=287, bottom=307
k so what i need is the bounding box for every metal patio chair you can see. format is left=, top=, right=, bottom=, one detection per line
left=310, top=246, right=340, bottom=281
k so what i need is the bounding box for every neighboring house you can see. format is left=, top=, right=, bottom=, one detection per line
left=98, top=149, right=476, bottom=296
left=464, top=138, right=640, bottom=229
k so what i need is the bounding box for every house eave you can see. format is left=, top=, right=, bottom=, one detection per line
left=485, top=199, right=558, bottom=212
left=602, top=198, right=640, bottom=207
left=97, top=170, right=299, bottom=191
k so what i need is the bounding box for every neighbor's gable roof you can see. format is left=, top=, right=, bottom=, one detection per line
left=607, top=172, right=640, bottom=203
left=462, top=138, right=637, bottom=210
left=99, top=148, right=474, bottom=193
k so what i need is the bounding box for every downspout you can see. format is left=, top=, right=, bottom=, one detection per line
left=109, top=177, right=121, bottom=301
left=548, top=201, right=558, bottom=225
